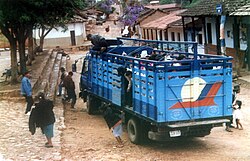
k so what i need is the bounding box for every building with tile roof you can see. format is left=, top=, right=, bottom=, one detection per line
left=141, top=10, right=186, bottom=30
left=230, top=4, right=250, bottom=16
left=137, top=6, right=203, bottom=53
left=180, top=0, right=250, bottom=17
left=179, top=0, right=250, bottom=72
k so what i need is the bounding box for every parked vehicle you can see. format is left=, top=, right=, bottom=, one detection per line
left=76, top=37, right=233, bottom=144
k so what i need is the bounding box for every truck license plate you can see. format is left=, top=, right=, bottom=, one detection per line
left=169, top=130, right=181, bottom=137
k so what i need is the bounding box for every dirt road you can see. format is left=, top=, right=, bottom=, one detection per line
left=61, top=88, right=250, bottom=161
left=61, top=53, right=250, bottom=161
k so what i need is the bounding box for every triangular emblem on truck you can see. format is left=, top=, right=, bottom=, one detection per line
left=170, top=78, right=222, bottom=109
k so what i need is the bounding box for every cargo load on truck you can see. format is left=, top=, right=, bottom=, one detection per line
left=77, top=37, right=233, bottom=144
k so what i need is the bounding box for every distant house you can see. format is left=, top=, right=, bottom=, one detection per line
left=137, top=9, right=169, bottom=40
left=33, top=16, right=87, bottom=48
left=137, top=3, right=182, bottom=40
left=137, top=6, right=202, bottom=52
left=140, top=10, right=186, bottom=41
left=180, top=0, right=250, bottom=56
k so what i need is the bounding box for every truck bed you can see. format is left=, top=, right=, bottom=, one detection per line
left=85, top=38, right=233, bottom=123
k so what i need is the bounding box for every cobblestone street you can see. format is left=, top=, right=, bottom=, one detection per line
left=0, top=100, right=63, bottom=160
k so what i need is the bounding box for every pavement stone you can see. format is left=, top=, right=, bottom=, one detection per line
left=239, top=73, right=250, bottom=82
left=0, top=50, right=65, bottom=160
left=0, top=100, right=64, bottom=160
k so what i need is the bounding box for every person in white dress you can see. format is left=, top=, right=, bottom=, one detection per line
left=233, top=100, right=243, bottom=130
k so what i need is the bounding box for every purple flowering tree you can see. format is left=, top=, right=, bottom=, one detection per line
left=120, top=4, right=144, bottom=26
left=96, top=0, right=115, bottom=15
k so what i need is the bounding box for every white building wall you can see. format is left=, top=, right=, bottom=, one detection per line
left=162, top=30, right=165, bottom=40
left=207, top=17, right=218, bottom=45
left=136, top=25, right=142, bottom=39
left=206, top=17, right=247, bottom=50
left=33, top=22, right=86, bottom=48
left=224, top=17, right=234, bottom=48
left=157, top=30, right=160, bottom=40
left=167, top=28, right=184, bottom=41
left=35, top=22, right=85, bottom=39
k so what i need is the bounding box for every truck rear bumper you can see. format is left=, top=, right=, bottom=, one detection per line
left=148, top=119, right=230, bottom=141
left=148, top=127, right=211, bottom=141
left=167, top=119, right=230, bottom=128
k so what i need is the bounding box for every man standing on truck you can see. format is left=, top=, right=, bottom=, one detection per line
left=86, top=34, right=108, bottom=52
left=63, top=71, right=76, bottom=109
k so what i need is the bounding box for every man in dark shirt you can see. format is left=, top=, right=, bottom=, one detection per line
left=63, top=71, right=76, bottom=108
left=57, top=67, right=67, bottom=96
left=87, top=34, right=108, bottom=51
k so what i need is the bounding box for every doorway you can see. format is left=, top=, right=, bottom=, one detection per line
left=70, top=30, right=76, bottom=46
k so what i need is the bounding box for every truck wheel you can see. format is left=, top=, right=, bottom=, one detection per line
left=127, top=118, right=141, bottom=144
left=86, top=95, right=99, bottom=115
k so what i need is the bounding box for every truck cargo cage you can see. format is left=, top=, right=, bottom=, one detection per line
left=82, top=37, right=233, bottom=125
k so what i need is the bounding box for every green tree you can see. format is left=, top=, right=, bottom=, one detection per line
left=160, top=0, right=173, bottom=5
left=35, top=1, right=87, bottom=51
left=0, top=0, right=86, bottom=83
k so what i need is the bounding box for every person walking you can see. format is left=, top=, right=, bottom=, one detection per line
left=21, top=70, right=34, bottom=114
left=29, top=92, right=56, bottom=148
left=102, top=105, right=124, bottom=148
left=63, top=71, right=76, bottom=108
left=57, top=67, right=67, bottom=96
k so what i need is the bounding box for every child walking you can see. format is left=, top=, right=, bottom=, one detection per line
left=103, top=105, right=124, bottom=148
left=233, top=100, right=243, bottom=130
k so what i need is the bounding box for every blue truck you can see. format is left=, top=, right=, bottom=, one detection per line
left=77, top=37, right=233, bottom=144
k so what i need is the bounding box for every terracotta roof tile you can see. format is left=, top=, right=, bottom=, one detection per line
left=137, top=9, right=167, bottom=23
left=145, top=3, right=181, bottom=10
left=180, top=0, right=250, bottom=17
left=230, top=4, right=250, bottom=15
left=141, top=9, right=186, bottom=30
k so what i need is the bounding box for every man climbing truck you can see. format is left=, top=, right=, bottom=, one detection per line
left=77, top=37, right=233, bottom=144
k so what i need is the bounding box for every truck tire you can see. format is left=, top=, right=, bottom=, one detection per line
left=86, top=95, right=100, bottom=115
left=127, top=118, right=141, bottom=144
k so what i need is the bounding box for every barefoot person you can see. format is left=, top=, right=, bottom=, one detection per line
left=29, top=92, right=56, bottom=148
left=233, top=100, right=243, bottom=130
left=102, top=105, right=123, bottom=147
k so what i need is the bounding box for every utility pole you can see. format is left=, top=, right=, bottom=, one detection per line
left=218, top=0, right=226, bottom=56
